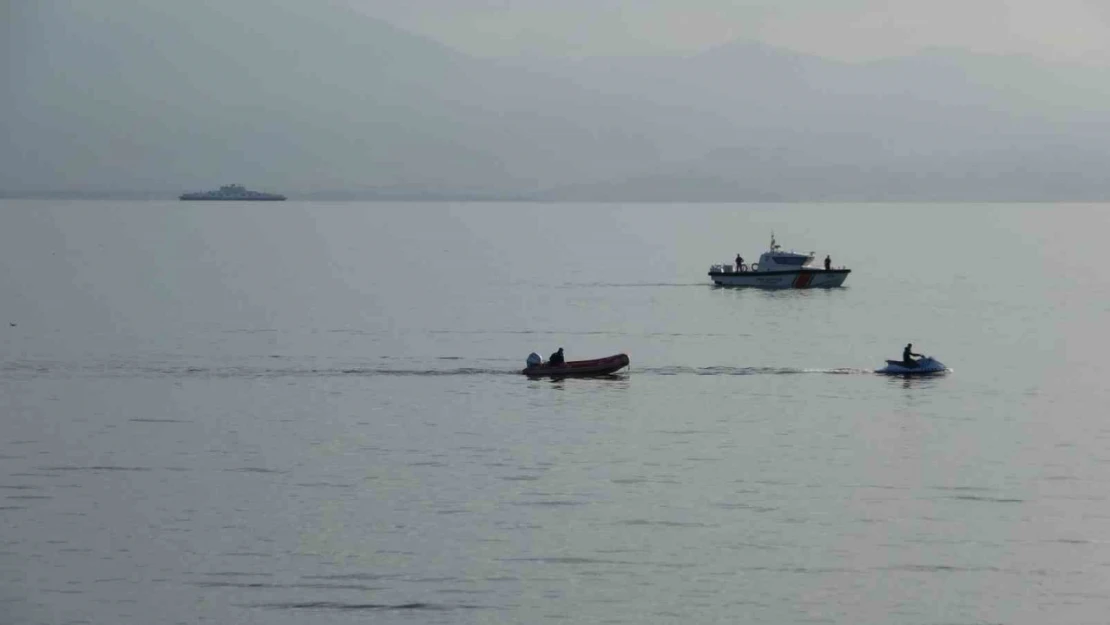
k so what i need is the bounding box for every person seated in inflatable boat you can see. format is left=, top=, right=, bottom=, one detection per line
left=548, top=348, right=565, bottom=366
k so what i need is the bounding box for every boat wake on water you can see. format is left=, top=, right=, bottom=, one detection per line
left=641, top=366, right=873, bottom=376
left=357, top=365, right=875, bottom=377
left=554, top=281, right=707, bottom=289
left=4, top=354, right=944, bottom=380
left=4, top=360, right=877, bottom=379
left=0, top=361, right=517, bottom=379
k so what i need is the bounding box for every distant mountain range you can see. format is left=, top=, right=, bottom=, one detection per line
left=5, top=0, right=1110, bottom=201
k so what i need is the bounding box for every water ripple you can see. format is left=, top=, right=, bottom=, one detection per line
left=37, top=466, right=152, bottom=472
left=195, top=581, right=386, bottom=591
left=941, top=495, right=1025, bottom=504
left=644, top=366, right=872, bottom=376
left=128, top=418, right=189, bottom=423
left=301, top=573, right=400, bottom=581
left=882, top=564, right=1011, bottom=574
left=616, top=519, right=717, bottom=528
left=3, top=359, right=880, bottom=379
left=248, top=601, right=474, bottom=611
left=503, top=557, right=637, bottom=566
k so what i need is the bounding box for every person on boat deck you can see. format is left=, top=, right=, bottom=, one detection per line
left=548, top=348, right=565, bottom=366
left=735, top=254, right=744, bottom=272
left=903, top=343, right=922, bottom=367
left=824, top=255, right=832, bottom=270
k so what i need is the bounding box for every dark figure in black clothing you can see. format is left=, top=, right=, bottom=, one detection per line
left=903, top=343, right=922, bottom=368
left=735, top=254, right=744, bottom=272
left=548, top=348, right=565, bottom=366
left=824, top=255, right=832, bottom=270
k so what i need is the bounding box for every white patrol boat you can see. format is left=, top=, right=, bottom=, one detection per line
left=708, top=235, right=850, bottom=288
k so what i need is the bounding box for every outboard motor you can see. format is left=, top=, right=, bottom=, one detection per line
left=526, top=352, right=542, bottom=368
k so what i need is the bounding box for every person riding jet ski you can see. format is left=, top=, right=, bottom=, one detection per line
left=903, top=343, right=923, bottom=368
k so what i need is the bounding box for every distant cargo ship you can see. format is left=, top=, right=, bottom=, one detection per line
left=179, top=184, right=286, bottom=201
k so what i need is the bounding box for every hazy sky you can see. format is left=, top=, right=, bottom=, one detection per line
left=7, top=0, right=1110, bottom=198
left=352, top=0, right=1110, bottom=63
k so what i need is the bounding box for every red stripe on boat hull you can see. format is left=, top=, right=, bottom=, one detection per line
left=793, top=273, right=814, bottom=288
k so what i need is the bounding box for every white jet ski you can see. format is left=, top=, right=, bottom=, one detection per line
left=875, top=355, right=949, bottom=375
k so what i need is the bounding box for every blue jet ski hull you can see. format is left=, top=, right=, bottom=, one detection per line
left=876, top=357, right=949, bottom=375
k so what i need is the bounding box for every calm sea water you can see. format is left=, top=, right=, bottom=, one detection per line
left=2, top=201, right=1109, bottom=624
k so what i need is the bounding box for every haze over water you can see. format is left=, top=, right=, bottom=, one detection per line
left=2, top=201, right=1109, bottom=624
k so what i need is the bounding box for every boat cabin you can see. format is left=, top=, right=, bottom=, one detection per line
left=753, top=249, right=815, bottom=272
left=710, top=235, right=816, bottom=273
